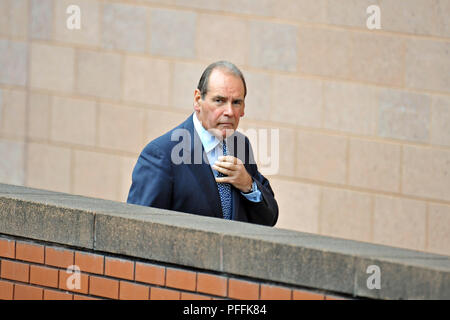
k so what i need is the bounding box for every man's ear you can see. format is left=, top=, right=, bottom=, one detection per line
left=193, top=89, right=202, bottom=112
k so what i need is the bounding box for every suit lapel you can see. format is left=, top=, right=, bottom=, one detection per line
left=185, top=114, right=223, bottom=218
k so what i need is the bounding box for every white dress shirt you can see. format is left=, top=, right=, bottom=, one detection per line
left=192, top=112, right=261, bottom=202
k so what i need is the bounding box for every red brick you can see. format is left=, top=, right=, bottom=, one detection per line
left=181, top=292, right=212, bottom=300
left=59, top=269, right=89, bottom=294
left=30, top=265, right=59, bottom=288
left=0, top=239, right=15, bottom=258
left=73, top=294, right=100, bottom=300
left=89, top=276, right=119, bottom=299
left=119, top=281, right=149, bottom=300
left=135, top=262, right=165, bottom=286
left=228, top=279, right=259, bottom=300
left=260, top=284, right=291, bottom=300
left=292, top=290, right=324, bottom=300
left=1, top=260, right=29, bottom=283
left=197, top=273, right=227, bottom=297
left=0, top=280, right=14, bottom=300
left=45, top=247, right=74, bottom=268
left=74, top=251, right=104, bottom=274
left=150, top=287, right=180, bottom=300
left=16, top=242, right=44, bottom=264
left=44, top=289, right=73, bottom=300
left=14, top=283, right=43, bottom=300
left=166, top=268, right=196, bottom=291
left=105, top=257, right=134, bottom=280
left=325, top=294, right=347, bottom=300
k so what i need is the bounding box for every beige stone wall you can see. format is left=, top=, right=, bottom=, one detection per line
left=0, top=0, right=449, bottom=256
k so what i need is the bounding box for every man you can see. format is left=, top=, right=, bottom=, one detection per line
left=127, top=61, right=278, bottom=227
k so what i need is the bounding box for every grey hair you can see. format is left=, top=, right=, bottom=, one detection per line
left=197, top=61, right=247, bottom=99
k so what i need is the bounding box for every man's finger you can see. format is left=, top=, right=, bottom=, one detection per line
left=213, top=165, right=232, bottom=176
left=215, top=176, right=231, bottom=184
left=214, top=161, right=235, bottom=170
left=218, top=155, right=239, bottom=164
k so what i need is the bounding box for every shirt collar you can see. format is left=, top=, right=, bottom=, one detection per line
left=192, top=112, right=221, bottom=153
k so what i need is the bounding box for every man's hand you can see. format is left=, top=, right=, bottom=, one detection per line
left=213, top=156, right=253, bottom=193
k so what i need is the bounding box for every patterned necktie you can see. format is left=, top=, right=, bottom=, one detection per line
left=217, top=141, right=232, bottom=220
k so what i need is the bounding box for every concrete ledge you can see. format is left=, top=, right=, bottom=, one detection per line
left=0, top=183, right=449, bottom=299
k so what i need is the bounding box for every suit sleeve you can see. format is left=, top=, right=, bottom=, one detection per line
left=241, top=167, right=279, bottom=227
left=235, top=135, right=279, bottom=227
left=127, top=143, right=173, bottom=209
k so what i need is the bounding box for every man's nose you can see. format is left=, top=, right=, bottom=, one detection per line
left=223, top=101, right=233, bottom=116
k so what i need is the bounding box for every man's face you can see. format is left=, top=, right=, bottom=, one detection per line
left=194, top=68, right=245, bottom=139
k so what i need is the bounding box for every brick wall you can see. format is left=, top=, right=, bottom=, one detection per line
left=0, top=236, right=345, bottom=300
left=0, top=0, right=449, bottom=257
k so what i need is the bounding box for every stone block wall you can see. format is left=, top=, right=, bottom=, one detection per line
left=1, top=183, right=448, bottom=300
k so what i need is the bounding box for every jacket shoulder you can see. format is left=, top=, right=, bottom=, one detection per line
left=141, top=114, right=193, bottom=156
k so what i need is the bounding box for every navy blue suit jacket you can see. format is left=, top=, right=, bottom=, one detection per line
left=127, top=114, right=278, bottom=227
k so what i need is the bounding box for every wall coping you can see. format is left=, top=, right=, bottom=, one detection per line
left=0, top=183, right=449, bottom=299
